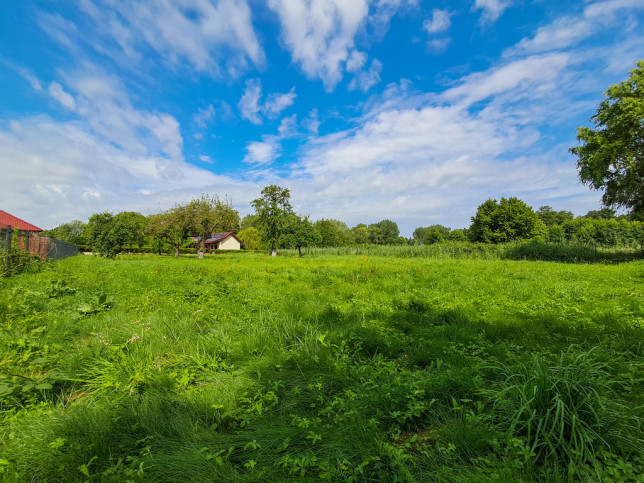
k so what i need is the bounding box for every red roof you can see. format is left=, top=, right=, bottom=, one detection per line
left=0, top=211, right=43, bottom=232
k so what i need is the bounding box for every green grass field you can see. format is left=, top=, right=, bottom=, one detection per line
left=1, top=253, right=642, bottom=481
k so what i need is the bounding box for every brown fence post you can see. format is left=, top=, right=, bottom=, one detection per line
left=5, top=225, right=12, bottom=273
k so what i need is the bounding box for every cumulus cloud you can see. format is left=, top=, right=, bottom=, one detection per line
left=507, top=0, right=644, bottom=56
left=48, top=82, right=76, bottom=110
left=238, top=78, right=296, bottom=124
left=0, top=116, right=256, bottom=229
left=268, top=0, right=369, bottom=90
left=474, top=0, right=512, bottom=23
left=302, top=109, right=321, bottom=135
left=243, top=136, right=281, bottom=165
left=51, top=67, right=184, bottom=162
left=278, top=114, right=298, bottom=138
left=263, top=88, right=297, bottom=119
left=67, top=0, right=265, bottom=78
left=349, top=59, right=383, bottom=92
left=423, top=8, right=452, bottom=34
left=238, top=79, right=263, bottom=124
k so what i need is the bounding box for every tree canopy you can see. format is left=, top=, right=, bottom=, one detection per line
left=469, top=198, right=546, bottom=243
left=571, top=60, right=644, bottom=218
left=251, top=185, right=293, bottom=256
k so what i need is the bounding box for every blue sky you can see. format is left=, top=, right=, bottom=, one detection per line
left=1, top=0, right=643, bottom=235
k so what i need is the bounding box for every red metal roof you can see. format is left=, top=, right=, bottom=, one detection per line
left=0, top=210, right=43, bottom=232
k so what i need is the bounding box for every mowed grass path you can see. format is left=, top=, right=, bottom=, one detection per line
left=1, top=254, right=642, bottom=481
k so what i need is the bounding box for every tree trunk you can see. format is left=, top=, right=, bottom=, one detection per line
left=271, top=248, right=277, bottom=257
left=174, top=244, right=180, bottom=258
left=198, top=239, right=205, bottom=259
left=297, top=245, right=303, bottom=257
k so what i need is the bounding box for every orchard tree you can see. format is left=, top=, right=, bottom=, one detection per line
left=237, top=227, right=262, bottom=250
left=251, top=185, right=293, bottom=256
left=146, top=204, right=193, bottom=257
left=571, top=60, right=644, bottom=218
left=86, top=211, right=146, bottom=256
left=469, top=197, right=546, bottom=243
left=188, top=195, right=240, bottom=259
left=281, top=214, right=320, bottom=257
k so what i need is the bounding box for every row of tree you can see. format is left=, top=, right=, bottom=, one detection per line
left=44, top=188, right=643, bottom=258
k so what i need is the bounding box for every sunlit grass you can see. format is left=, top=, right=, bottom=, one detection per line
left=0, top=253, right=642, bottom=480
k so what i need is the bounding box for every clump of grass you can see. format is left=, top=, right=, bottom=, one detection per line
left=486, top=348, right=642, bottom=475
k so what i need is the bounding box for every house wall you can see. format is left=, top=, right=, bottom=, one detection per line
left=219, top=236, right=241, bottom=250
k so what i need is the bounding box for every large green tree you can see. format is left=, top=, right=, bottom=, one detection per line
left=251, top=185, right=293, bottom=256
left=469, top=198, right=546, bottom=243
left=86, top=211, right=146, bottom=257
left=368, top=220, right=399, bottom=245
left=571, top=60, right=644, bottom=218
left=281, top=214, right=320, bottom=257
left=146, top=204, right=194, bottom=257
left=188, top=195, right=240, bottom=259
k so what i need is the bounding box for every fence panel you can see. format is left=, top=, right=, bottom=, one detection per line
left=0, top=228, right=78, bottom=261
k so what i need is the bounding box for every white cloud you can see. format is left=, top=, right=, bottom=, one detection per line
left=474, top=0, right=512, bottom=23
left=268, top=0, right=370, bottom=91
left=70, top=0, right=264, bottom=78
left=303, top=109, right=321, bottom=135
left=1, top=116, right=259, bottom=229
left=278, top=115, right=298, bottom=138
left=263, top=88, right=297, bottom=119
left=426, top=37, right=451, bottom=54
left=193, top=104, right=215, bottom=128
left=48, top=82, right=77, bottom=110
left=507, top=0, right=644, bottom=56
left=243, top=136, right=281, bottom=165
left=47, top=65, right=185, bottom=162
left=423, top=8, right=452, bottom=34
left=238, top=78, right=262, bottom=124
left=239, top=79, right=296, bottom=124
left=199, top=155, right=214, bottom=164
left=349, top=59, right=383, bottom=92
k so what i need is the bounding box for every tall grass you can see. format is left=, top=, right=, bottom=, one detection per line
left=486, top=348, right=643, bottom=475
left=279, top=241, right=643, bottom=263
left=0, top=254, right=642, bottom=480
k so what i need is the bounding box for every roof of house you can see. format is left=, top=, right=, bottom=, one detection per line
left=191, top=232, right=242, bottom=244
left=206, top=232, right=241, bottom=243
left=0, top=210, right=43, bottom=232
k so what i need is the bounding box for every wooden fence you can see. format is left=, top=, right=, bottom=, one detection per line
left=1, top=227, right=78, bottom=261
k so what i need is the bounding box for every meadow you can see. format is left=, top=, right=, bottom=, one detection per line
left=0, top=253, right=642, bottom=481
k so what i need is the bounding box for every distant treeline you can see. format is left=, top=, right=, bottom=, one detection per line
left=42, top=194, right=643, bottom=256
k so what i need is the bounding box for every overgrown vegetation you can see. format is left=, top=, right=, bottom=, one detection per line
left=0, top=254, right=642, bottom=480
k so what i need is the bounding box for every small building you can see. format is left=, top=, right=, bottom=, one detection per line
left=193, top=232, right=242, bottom=251
left=0, top=210, right=43, bottom=232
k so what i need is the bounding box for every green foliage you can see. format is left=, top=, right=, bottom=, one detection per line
left=86, top=211, right=147, bottom=257
left=314, top=219, right=354, bottom=247
left=280, top=215, right=320, bottom=256
left=470, top=197, right=547, bottom=243
left=187, top=195, right=240, bottom=259
left=571, top=60, right=644, bottom=216
left=368, top=219, right=399, bottom=245
left=0, top=254, right=641, bottom=481
left=41, top=220, right=87, bottom=246
left=146, top=205, right=194, bottom=257
left=251, top=185, right=293, bottom=255
left=237, top=227, right=263, bottom=251
left=486, top=349, right=642, bottom=474
left=536, top=206, right=574, bottom=227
